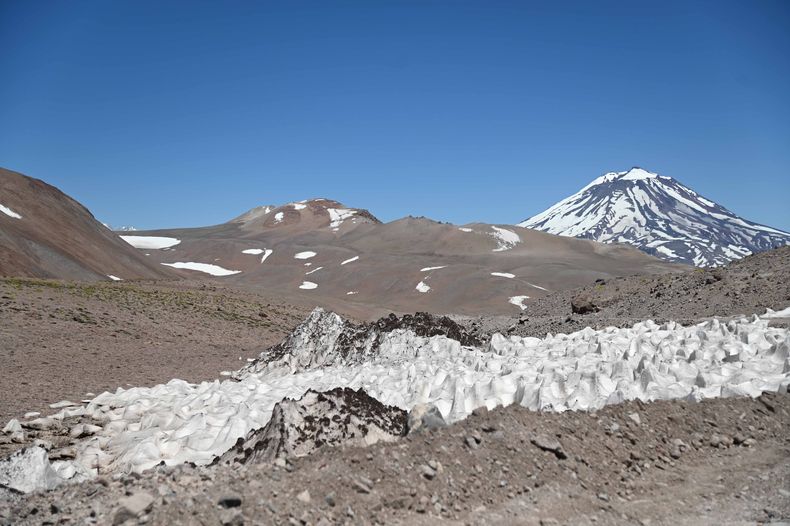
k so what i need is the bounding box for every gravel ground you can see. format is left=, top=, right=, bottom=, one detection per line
left=0, top=278, right=310, bottom=423
left=2, top=393, right=788, bottom=525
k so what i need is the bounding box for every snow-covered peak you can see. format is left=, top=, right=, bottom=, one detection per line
left=581, top=167, right=661, bottom=191
left=520, top=167, right=790, bottom=267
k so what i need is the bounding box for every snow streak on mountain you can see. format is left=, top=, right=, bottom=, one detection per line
left=519, top=167, right=790, bottom=267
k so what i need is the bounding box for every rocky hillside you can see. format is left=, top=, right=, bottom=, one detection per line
left=0, top=168, right=174, bottom=281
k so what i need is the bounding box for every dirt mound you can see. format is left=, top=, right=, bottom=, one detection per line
left=0, top=168, right=174, bottom=281
left=217, top=388, right=406, bottom=466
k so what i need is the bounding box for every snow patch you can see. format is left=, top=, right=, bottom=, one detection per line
left=416, top=281, right=431, bottom=293
left=274, top=212, right=284, bottom=222
left=763, top=306, right=790, bottom=319
left=0, top=204, right=22, bottom=219
left=299, top=281, right=318, bottom=290
left=294, top=251, right=317, bottom=260
left=19, top=308, right=789, bottom=478
left=341, top=256, right=359, bottom=265
left=346, top=291, right=358, bottom=295
left=107, top=275, right=122, bottom=281
left=291, top=203, right=307, bottom=210
left=161, top=262, right=241, bottom=276
left=260, top=249, right=273, bottom=263
left=305, top=266, right=323, bottom=275
left=242, top=249, right=264, bottom=255
left=491, top=272, right=515, bottom=279
left=328, top=208, right=357, bottom=231
left=420, top=266, right=447, bottom=272
left=458, top=227, right=473, bottom=233
left=120, top=236, right=181, bottom=250
left=490, top=226, right=521, bottom=252
left=508, top=295, right=529, bottom=310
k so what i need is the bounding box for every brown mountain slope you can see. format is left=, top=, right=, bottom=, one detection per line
left=124, top=202, right=684, bottom=318
left=0, top=168, right=173, bottom=281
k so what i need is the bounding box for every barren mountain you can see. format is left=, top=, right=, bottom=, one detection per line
left=519, top=167, right=790, bottom=267
left=0, top=168, right=173, bottom=281
left=122, top=200, right=682, bottom=317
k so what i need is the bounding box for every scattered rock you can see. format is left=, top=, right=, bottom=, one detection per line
left=113, top=491, right=154, bottom=525
left=297, top=490, right=311, bottom=503
left=465, top=435, right=480, bottom=449
left=218, top=494, right=242, bottom=508
left=571, top=295, right=599, bottom=315
left=530, top=434, right=567, bottom=460
left=325, top=492, right=336, bottom=507
left=407, top=404, right=447, bottom=434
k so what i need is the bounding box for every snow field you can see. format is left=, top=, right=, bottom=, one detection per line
left=161, top=262, right=241, bottom=276
left=20, top=308, right=787, bottom=480
left=120, top=236, right=181, bottom=249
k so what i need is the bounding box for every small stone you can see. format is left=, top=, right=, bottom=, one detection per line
left=421, top=464, right=437, bottom=480
left=669, top=447, right=682, bottom=459
left=471, top=406, right=489, bottom=418
left=113, top=492, right=154, bottom=525
left=597, top=493, right=609, bottom=502
left=218, top=494, right=242, bottom=508
left=352, top=479, right=371, bottom=493
left=465, top=436, right=479, bottom=449
left=628, top=412, right=641, bottom=426
left=407, top=404, right=447, bottom=434
left=297, top=490, right=311, bottom=504
left=325, top=492, right=336, bottom=507
left=221, top=511, right=245, bottom=526
left=530, top=434, right=567, bottom=460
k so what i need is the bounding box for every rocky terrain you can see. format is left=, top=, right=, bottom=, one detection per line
left=2, top=392, right=788, bottom=525
left=0, top=278, right=310, bottom=424
left=458, top=245, right=790, bottom=340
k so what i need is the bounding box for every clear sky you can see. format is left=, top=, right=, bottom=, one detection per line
left=1, top=0, right=788, bottom=230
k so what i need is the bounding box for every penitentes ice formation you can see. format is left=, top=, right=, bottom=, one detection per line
left=5, top=307, right=790, bottom=486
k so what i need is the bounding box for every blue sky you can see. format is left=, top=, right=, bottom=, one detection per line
left=1, top=0, right=788, bottom=230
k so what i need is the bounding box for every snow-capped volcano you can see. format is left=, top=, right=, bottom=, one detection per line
left=519, top=167, right=790, bottom=267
